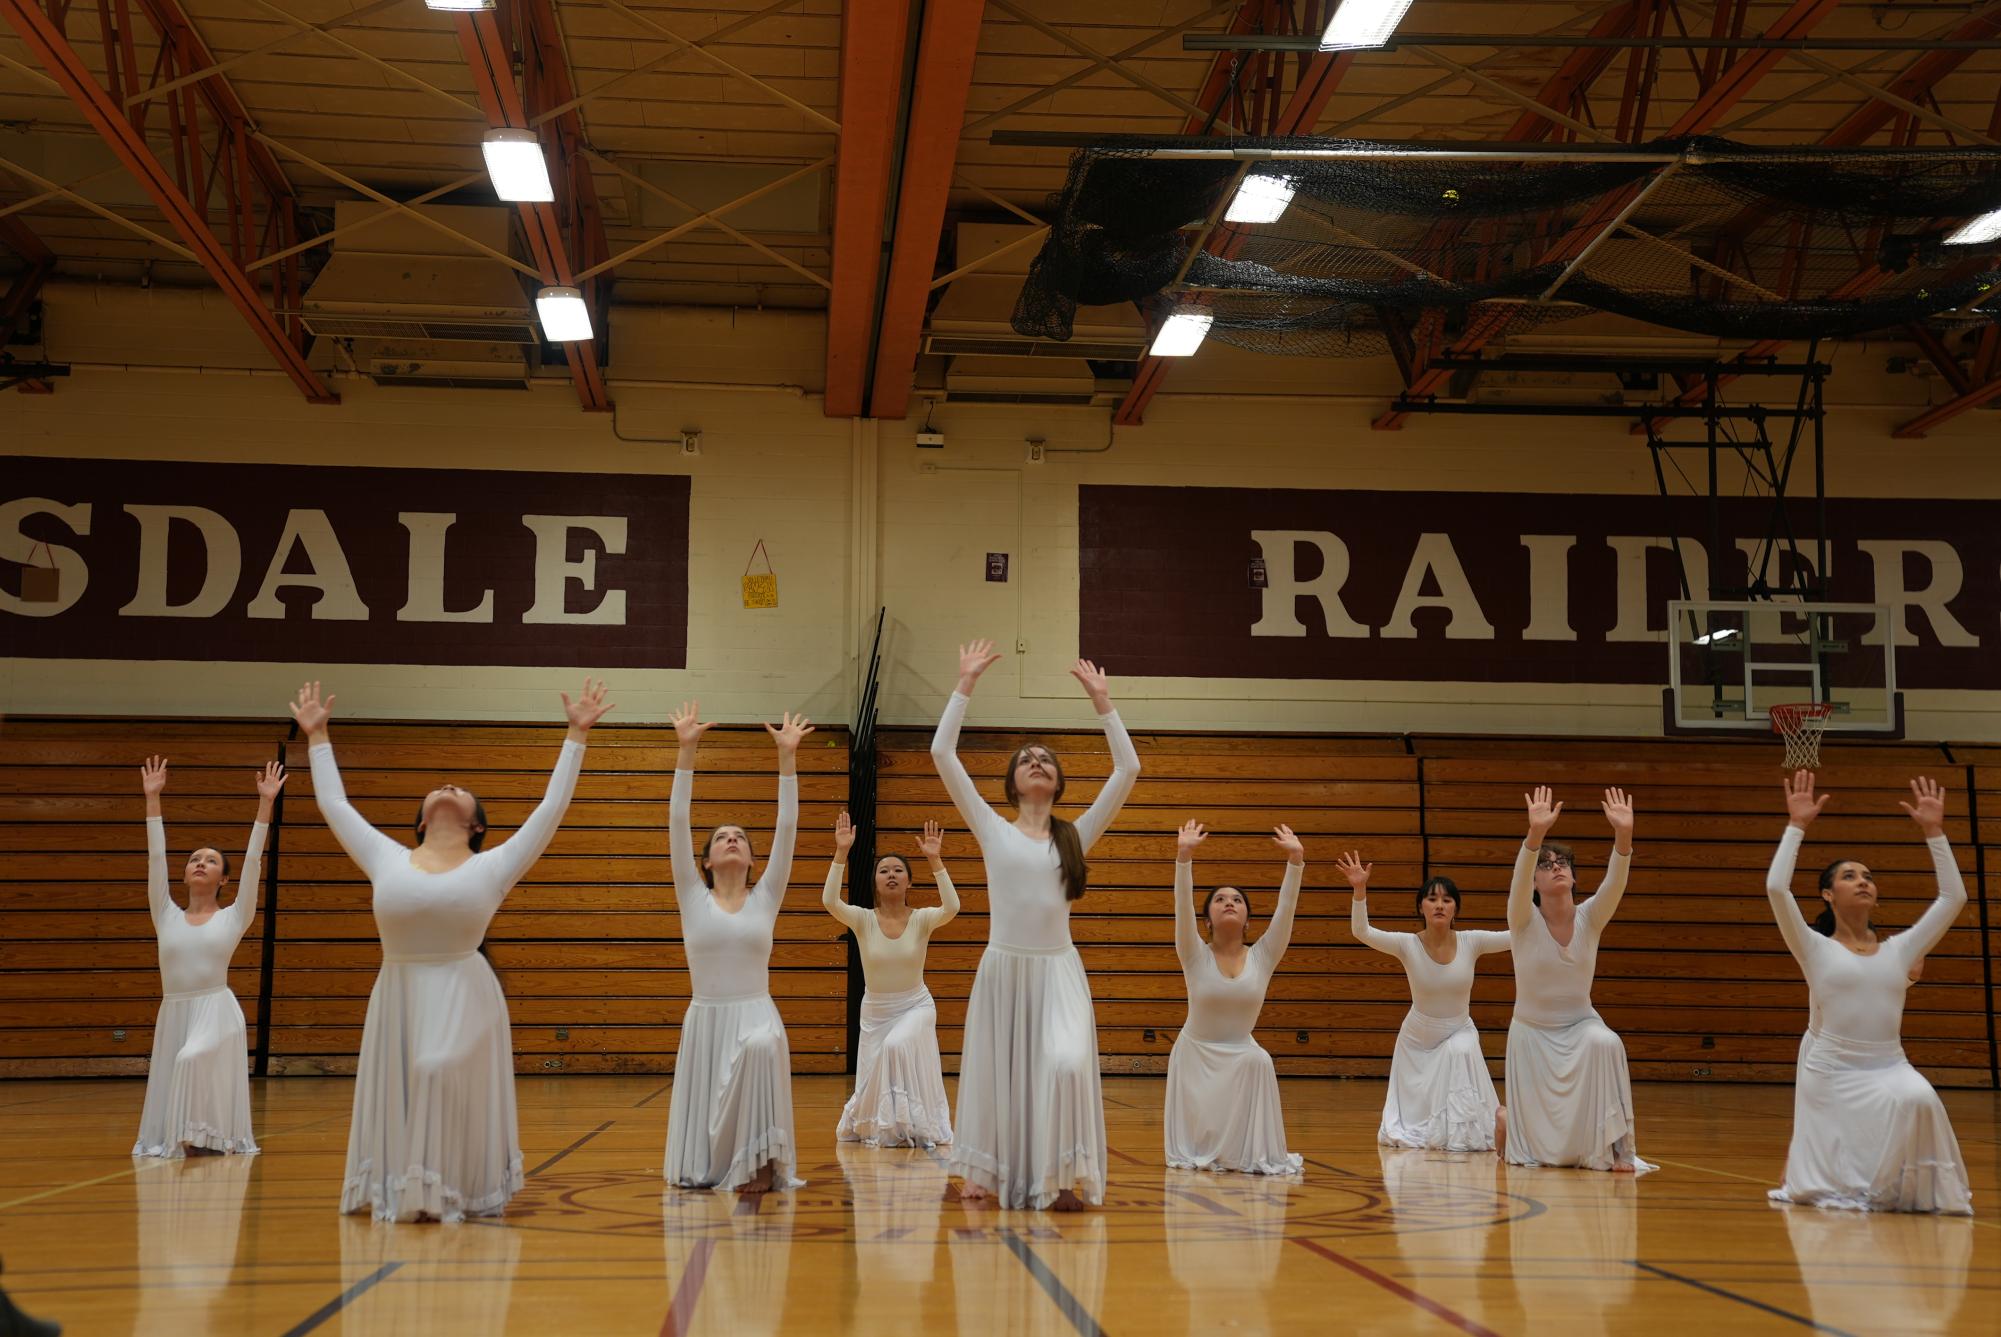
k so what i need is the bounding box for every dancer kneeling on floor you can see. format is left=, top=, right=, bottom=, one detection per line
left=1344, top=855, right=1510, bottom=1152
left=1504, top=785, right=1653, bottom=1173
left=133, top=755, right=285, bottom=1159
left=663, top=701, right=811, bottom=1196
left=1163, top=819, right=1305, bottom=1175
left=824, top=814, right=960, bottom=1148
left=1765, top=770, right=1972, bottom=1215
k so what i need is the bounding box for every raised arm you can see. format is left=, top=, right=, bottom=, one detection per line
left=293, top=683, right=404, bottom=876
left=484, top=681, right=606, bottom=890
left=919, top=819, right=960, bottom=928
left=1509, top=786, right=1562, bottom=933
left=930, top=641, right=1006, bottom=838
left=822, top=811, right=865, bottom=930
left=1257, top=825, right=1306, bottom=965
left=1892, top=777, right=1968, bottom=966
left=755, top=712, right=808, bottom=904
left=1070, top=659, right=1141, bottom=851
left=668, top=700, right=712, bottom=908
left=140, top=756, right=171, bottom=925
left=1173, top=820, right=1207, bottom=968
left=1339, top=850, right=1400, bottom=955
left=1581, top=787, right=1636, bottom=930
left=229, top=761, right=286, bottom=935
left=1765, top=770, right=1829, bottom=965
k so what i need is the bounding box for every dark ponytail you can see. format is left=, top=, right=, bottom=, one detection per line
left=1814, top=857, right=1866, bottom=937
left=1003, top=744, right=1091, bottom=901
left=1051, top=816, right=1088, bottom=901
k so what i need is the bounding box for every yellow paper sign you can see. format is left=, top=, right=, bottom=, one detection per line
left=742, top=540, right=778, bottom=609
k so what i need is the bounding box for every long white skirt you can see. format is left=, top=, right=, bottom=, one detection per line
left=1164, top=1032, right=1301, bottom=1175
left=1504, top=1013, right=1655, bottom=1172
left=1378, top=1009, right=1499, bottom=1152
left=838, top=984, right=953, bottom=1148
left=664, top=992, right=804, bottom=1191
left=1771, top=1029, right=1972, bottom=1215
left=342, top=953, right=522, bottom=1222
left=949, top=943, right=1107, bottom=1208
left=133, top=985, right=258, bottom=1158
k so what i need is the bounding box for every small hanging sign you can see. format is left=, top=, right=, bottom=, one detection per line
left=986, top=552, right=1009, bottom=583
left=1248, top=556, right=1268, bottom=589
left=741, top=539, right=779, bottom=609
left=19, top=541, right=59, bottom=604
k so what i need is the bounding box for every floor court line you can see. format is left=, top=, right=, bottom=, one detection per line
left=527, top=1119, right=615, bottom=1178
left=1629, top=1259, right=1857, bottom=1334
left=632, top=1082, right=674, bottom=1109
left=658, top=1237, right=716, bottom=1337
left=1289, top=1237, right=1503, bottom=1337
left=998, top=1227, right=1108, bottom=1337
left=0, top=1160, right=168, bottom=1213
left=279, top=1261, right=403, bottom=1337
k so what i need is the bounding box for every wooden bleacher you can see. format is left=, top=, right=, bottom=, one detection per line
left=3, top=716, right=1994, bottom=1090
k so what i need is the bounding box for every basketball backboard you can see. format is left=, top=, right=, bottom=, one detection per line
left=1665, top=599, right=1903, bottom=738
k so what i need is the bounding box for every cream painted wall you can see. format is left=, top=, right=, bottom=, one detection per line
left=6, top=283, right=1999, bottom=739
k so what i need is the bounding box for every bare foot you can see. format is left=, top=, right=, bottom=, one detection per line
left=1049, top=1189, right=1087, bottom=1212
left=947, top=1179, right=990, bottom=1204
left=1610, top=1160, right=1637, bottom=1175
left=1494, top=1105, right=1507, bottom=1157
left=738, top=1162, right=774, bottom=1197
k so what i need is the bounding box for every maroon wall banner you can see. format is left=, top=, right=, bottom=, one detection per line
left=2, top=456, right=689, bottom=668
left=1078, top=485, right=2000, bottom=690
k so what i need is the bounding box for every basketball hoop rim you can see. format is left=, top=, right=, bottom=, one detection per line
left=1769, top=702, right=1838, bottom=734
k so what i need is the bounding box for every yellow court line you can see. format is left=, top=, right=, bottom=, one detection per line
left=1650, top=1157, right=2001, bottom=1228
left=1646, top=1156, right=1773, bottom=1186
left=0, top=1160, right=167, bottom=1212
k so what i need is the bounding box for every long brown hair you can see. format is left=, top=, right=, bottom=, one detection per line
left=1002, top=744, right=1088, bottom=900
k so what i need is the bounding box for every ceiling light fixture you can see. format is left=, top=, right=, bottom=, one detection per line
left=535, top=286, right=593, bottom=342
left=482, top=128, right=553, bottom=203
left=1149, top=304, right=1213, bottom=357
left=1319, top=0, right=1417, bottom=52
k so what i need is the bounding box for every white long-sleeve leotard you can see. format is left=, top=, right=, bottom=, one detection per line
left=1507, top=841, right=1631, bottom=1025
left=823, top=864, right=960, bottom=994
left=1173, top=859, right=1301, bottom=1042
left=1350, top=899, right=1510, bottom=1021
left=309, top=740, right=582, bottom=953
left=670, top=767, right=797, bottom=999
left=1765, top=824, right=1966, bottom=1044
left=149, top=817, right=267, bottom=993
left=928, top=690, right=1140, bottom=950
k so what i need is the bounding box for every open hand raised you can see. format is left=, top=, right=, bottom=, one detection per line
left=140, top=755, right=168, bottom=796
left=1175, top=819, right=1207, bottom=861
left=1335, top=850, right=1371, bottom=895
left=1899, top=776, right=1947, bottom=838
left=1783, top=769, right=1830, bottom=830
left=1272, top=823, right=1305, bottom=864
left=289, top=681, right=335, bottom=736
left=1524, top=785, right=1563, bottom=837
left=670, top=701, right=713, bottom=748
left=833, top=811, right=855, bottom=855
left=254, top=761, right=287, bottom=801
left=766, top=711, right=815, bottom=753
left=562, top=677, right=614, bottom=732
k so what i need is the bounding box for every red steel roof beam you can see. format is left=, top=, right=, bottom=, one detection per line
left=865, top=0, right=987, bottom=420
left=0, top=0, right=334, bottom=401
left=456, top=6, right=610, bottom=413
left=825, top=0, right=911, bottom=418
left=1375, top=0, right=1844, bottom=429
left=1893, top=371, right=2001, bottom=438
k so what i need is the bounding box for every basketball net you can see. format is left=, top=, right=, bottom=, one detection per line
left=1770, top=703, right=1836, bottom=770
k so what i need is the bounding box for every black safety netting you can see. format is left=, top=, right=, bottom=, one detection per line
left=1011, top=134, right=2001, bottom=356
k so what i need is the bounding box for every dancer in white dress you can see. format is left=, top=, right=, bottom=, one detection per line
left=133, top=756, right=285, bottom=1158
left=294, top=678, right=611, bottom=1221
left=824, top=814, right=960, bottom=1147
left=1164, top=820, right=1305, bottom=1175
left=1766, top=771, right=1972, bottom=1214
left=1342, top=855, right=1510, bottom=1151
left=664, top=701, right=811, bottom=1195
left=933, top=640, right=1141, bottom=1209
left=1504, top=785, right=1653, bottom=1172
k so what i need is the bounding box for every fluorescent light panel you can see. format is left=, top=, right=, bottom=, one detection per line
left=1225, top=173, right=1298, bottom=224
left=1319, top=0, right=1417, bottom=51
left=482, top=128, right=553, bottom=203
left=1149, top=305, right=1213, bottom=357
left=536, top=286, right=593, bottom=342
left=1693, top=628, right=1741, bottom=646
left=424, top=0, right=495, bottom=11
left=1944, top=208, right=2001, bottom=247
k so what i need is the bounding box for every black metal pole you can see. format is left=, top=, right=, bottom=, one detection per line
left=252, top=723, right=293, bottom=1079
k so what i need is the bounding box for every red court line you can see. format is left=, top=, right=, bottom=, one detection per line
left=1105, top=1146, right=1146, bottom=1166
left=1290, top=1238, right=1502, bottom=1337
left=658, top=1238, right=715, bottom=1337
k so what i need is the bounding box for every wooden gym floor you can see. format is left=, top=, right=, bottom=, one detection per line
left=0, top=1076, right=1995, bottom=1335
